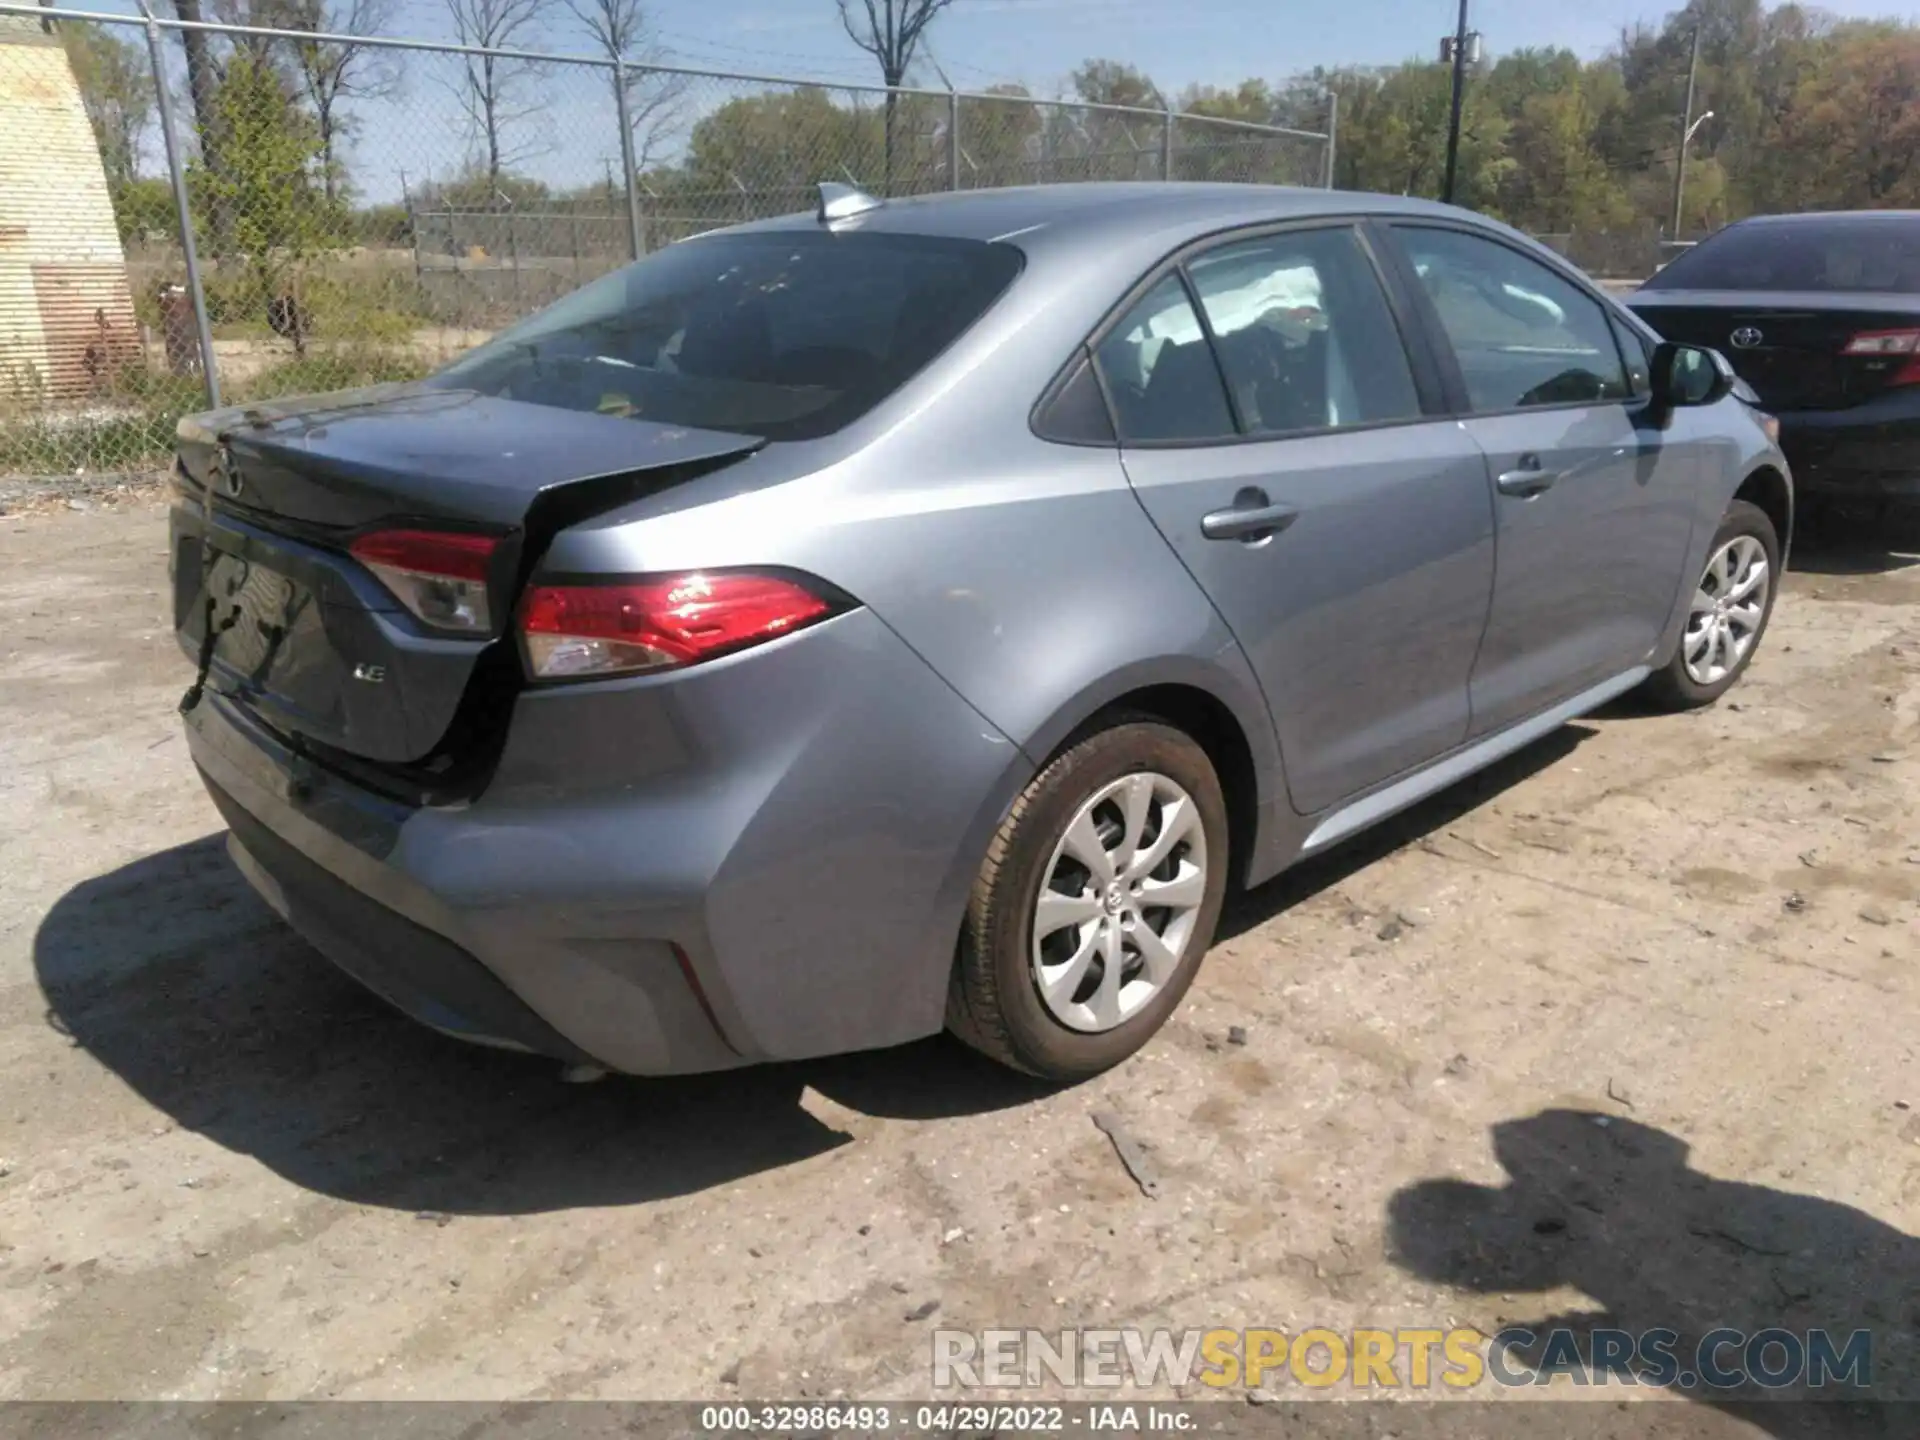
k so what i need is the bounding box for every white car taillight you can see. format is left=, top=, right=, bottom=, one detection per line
left=349, top=529, right=500, bottom=633
left=1840, top=329, right=1920, bottom=356
left=1841, top=330, right=1920, bottom=388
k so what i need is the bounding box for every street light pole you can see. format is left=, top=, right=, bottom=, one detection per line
left=1441, top=0, right=1470, bottom=204
left=1670, top=24, right=1703, bottom=235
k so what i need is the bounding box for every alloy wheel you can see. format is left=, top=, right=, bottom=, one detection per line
left=1684, top=534, right=1770, bottom=686
left=1030, top=771, right=1208, bottom=1033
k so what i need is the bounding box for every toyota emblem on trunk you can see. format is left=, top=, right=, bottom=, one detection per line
left=211, top=445, right=243, bottom=498
left=1730, top=327, right=1764, bottom=349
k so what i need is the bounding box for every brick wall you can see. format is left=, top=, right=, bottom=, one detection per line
left=0, top=16, right=140, bottom=409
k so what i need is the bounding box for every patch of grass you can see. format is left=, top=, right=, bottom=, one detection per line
left=0, top=368, right=207, bottom=480
left=0, top=411, right=181, bottom=480
left=199, top=261, right=433, bottom=344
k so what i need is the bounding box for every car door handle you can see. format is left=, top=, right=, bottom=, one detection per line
left=1201, top=492, right=1300, bottom=543
left=1495, top=464, right=1560, bottom=499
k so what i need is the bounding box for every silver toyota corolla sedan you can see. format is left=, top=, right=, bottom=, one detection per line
left=171, top=182, right=1791, bottom=1082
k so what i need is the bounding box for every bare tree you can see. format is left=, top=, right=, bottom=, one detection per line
left=60, top=22, right=157, bottom=188
left=165, top=0, right=224, bottom=156
left=441, top=0, right=547, bottom=188
left=205, top=0, right=290, bottom=61
left=566, top=0, right=686, bottom=177
left=836, top=0, right=957, bottom=193
left=269, top=0, right=403, bottom=203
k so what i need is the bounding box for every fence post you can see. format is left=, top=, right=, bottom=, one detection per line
left=507, top=210, right=520, bottom=305
left=141, top=2, right=220, bottom=409
left=948, top=89, right=961, bottom=191
left=613, top=64, right=644, bottom=261
left=1161, top=106, right=1175, bottom=181
left=1325, top=91, right=1339, bottom=189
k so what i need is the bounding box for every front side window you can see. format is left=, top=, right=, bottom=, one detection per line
left=1186, top=227, right=1422, bottom=437
left=1397, top=227, right=1631, bottom=413
left=427, top=230, right=1022, bottom=442
left=1093, top=274, right=1236, bottom=443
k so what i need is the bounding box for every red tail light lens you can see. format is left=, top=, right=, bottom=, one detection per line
left=350, top=529, right=500, bottom=634
left=518, top=571, right=839, bottom=681
left=1841, top=330, right=1920, bottom=388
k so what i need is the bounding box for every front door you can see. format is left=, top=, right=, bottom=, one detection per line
left=1100, top=224, right=1496, bottom=817
left=1385, top=223, right=1698, bottom=736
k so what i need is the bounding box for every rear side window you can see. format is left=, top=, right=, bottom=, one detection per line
left=1642, top=219, right=1920, bottom=294
left=1094, top=275, right=1237, bottom=443
left=1186, top=227, right=1421, bottom=436
left=1397, top=226, right=1631, bottom=412
left=426, top=231, right=1023, bottom=442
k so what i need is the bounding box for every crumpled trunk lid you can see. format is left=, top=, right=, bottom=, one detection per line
left=171, top=383, right=762, bottom=769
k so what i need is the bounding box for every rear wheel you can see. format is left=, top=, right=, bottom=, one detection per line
left=1641, top=498, right=1780, bottom=711
left=946, top=720, right=1228, bottom=1081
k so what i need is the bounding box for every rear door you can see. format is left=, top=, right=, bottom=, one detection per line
left=1107, top=223, right=1496, bottom=817
left=1383, top=223, right=1696, bottom=737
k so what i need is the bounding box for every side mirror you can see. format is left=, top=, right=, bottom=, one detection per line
left=1649, top=341, right=1735, bottom=425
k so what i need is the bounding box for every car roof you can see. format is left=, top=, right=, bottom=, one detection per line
left=1730, top=210, right=1919, bottom=226
left=721, top=182, right=1498, bottom=254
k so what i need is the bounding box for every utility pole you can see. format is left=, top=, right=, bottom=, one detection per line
left=1670, top=25, right=1703, bottom=236
left=1441, top=0, right=1472, bottom=205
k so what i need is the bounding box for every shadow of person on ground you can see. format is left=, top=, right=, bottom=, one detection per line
left=33, top=835, right=1051, bottom=1217
left=1387, top=1110, right=1918, bottom=1436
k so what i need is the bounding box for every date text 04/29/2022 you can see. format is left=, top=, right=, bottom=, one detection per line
left=697, top=1406, right=1191, bottom=1432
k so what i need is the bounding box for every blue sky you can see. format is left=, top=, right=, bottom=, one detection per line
left=634, top=0, right=1920, bottom=92
left=69, top=0, right=1920, bottom=202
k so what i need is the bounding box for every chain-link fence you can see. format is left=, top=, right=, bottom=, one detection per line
left=0, top=3, right=1332, bottom=490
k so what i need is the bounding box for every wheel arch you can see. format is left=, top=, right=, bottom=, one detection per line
left=1020, top=658, right=1282, bottom=892
left=1735, top=464, right=1794, bottom=559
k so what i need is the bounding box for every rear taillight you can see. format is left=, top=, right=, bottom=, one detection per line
left=1841, top=330, right=1920, bottom=389
left=1841, top=329, right=1920, bottom=356
left=350, top=529, right=499, bottom=633
left=518, top=571, right=839, bottom=681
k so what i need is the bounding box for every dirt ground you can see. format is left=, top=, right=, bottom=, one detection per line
left=0, top=499, right=1916, bottom=1429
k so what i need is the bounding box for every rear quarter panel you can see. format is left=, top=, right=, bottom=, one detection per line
left=542, top=223, right=1290, bottom=830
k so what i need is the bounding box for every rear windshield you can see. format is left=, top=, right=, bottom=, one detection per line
left=1643, top=218, right=1920, bottom=294
left=426, top=230, right=1023, bottom=441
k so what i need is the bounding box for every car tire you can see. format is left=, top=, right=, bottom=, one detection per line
left=946, top=718, right=1229, bottom=1081
left=1640, top=498, right=1781, bottom=712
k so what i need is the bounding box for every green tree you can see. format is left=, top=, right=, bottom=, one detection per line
left=188, top=53, right=335, bottom=348
left=111, top=177, right=180, bottom=246
left=1180, top=81, right=1320, bottom=184
left=1774, top=24, right=1920, bottom=208
left=1490, top=56, right=1633, bottom=231
left=1042, top=60, right=1162, bottom=182
left=957, top=84, right=1041, bottom=189
left=1324, top=61, right=1512, bottom=209
left=676, top=88, right=882, bottom=213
